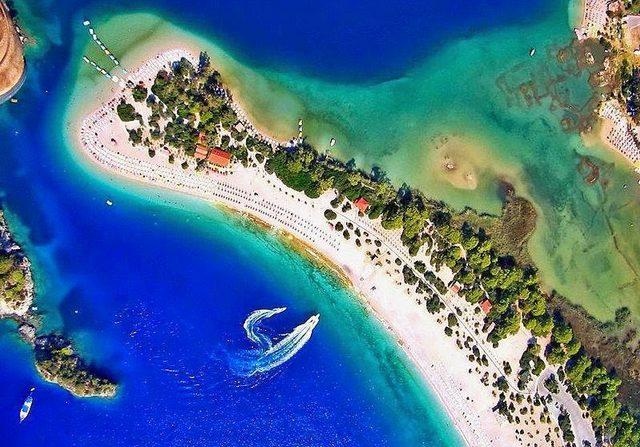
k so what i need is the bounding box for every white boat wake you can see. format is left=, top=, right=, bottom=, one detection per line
left=243, top=307, right=287, bottom=350
left=230, top=307, right=319, bottom=377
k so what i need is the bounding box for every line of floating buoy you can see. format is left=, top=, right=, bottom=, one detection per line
left=82, top=19, right=126, bottom=73
left=82, top=55, right=126, bottom=87
left=297, top=118, right=304, bottom=144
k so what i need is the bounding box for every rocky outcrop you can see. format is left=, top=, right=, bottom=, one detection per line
left=0, top=209, right=34, bottom=320
left=0, top=208, right=117, bottom=398
left=0, top=0, right=24, bottom=102
left=34, top=335, right=117, bottom=398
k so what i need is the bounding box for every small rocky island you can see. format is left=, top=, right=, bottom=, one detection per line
left=34, top=334, right=116, bottom=398
left=0, top=209, right=117, bottom=398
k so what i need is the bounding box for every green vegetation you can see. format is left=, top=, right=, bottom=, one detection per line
left=132, top=84, right=148, bottom=102
left=145, top=54, right=248, bottom=164
left=116, top=100, right=139, bottom=122
left=0, top=213, right=31, bottom=315
left=324, top=209, right=336, bottom=220
left=544, top=374, right=559, bottom=394
left=564, top=353, right=638, bottom=445
left=0, top=211, right=117, bottom=399
left=128, top=128, right=142, bottom=145
left=402, top=265, right=418, bottom=285
left=425, top=293, right=445, bottom=314
left=116, top=52, right=640, bottom=440
left=626, top=0, right=640, bottom=14
left=517, top=343, right=545, bottom=390
left=558, top=408, right=575, bottom=444
left=35, top=335, right=117, bottom=398
left=0, top=250, right=29, bottom=312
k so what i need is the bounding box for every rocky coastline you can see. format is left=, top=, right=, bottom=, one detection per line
left=0, top=209, right=117, bottom=398
left=34, top=334, right=117, bottom=398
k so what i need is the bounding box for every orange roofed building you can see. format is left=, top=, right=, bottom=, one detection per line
left=353, top=197, right=369, bottom=213
left=206, top=147, right=232, bottom=167
left=480, top=299, right=493, bottom=315
left=194, top=145, right=209, bottom=160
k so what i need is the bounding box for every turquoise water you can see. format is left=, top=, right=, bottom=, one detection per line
left=164, top=0, right=640, bottom=322
left=0, top=160, right=463, bottom=445
left=0, top=0, right=626, bottom=444
left=0, top=0, right=548, bottom=443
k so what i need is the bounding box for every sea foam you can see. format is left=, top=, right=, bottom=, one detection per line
left=231, top=308, right=319, bottom=377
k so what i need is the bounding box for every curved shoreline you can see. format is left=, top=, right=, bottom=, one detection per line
left=0, top=0, right=25, bottom=102
left=68, top=43, right=603, bottom=446
left=0, top=209, right=117, bottom=398
left=65, top=9, right=640, bottom=330
left=0, top=64, right=25, bottom=103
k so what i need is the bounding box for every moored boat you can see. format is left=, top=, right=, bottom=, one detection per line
left=19, top=388, right=35, bottom=423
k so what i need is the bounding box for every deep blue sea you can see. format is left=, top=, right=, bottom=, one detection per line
left=0, top=0, right=556, bottom=445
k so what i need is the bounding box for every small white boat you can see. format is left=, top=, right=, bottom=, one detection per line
left=19, top=388, right=35, bottom=423
left=83, top=20, right=91, bottom=26
left=529, top=48, right=536, bottom=57
left=106, top=199, right=113, bottom=206
left=329, top=138, right=336, bottom=147
left=298, top=118, right=303, bottom=126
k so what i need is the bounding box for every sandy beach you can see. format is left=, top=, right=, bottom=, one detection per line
left=69, top=44, right=597, bottom=447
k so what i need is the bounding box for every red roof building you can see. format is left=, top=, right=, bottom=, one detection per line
left=449, top=282, right=461, bottom=294
left=207, top=147, right=231, bottom=167
left=480, top=299, right=493, bottom=315
left=194, top=144, right=209, bottom=160
left=353, top=197, right=369, bottom=213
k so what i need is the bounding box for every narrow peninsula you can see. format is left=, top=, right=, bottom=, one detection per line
left=0, top=209, right=117, bottom=398
left=74, top=42, right=640, bottom=446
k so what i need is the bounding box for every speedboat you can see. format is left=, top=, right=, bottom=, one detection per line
left=19, top=388, right=35, bottom=423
